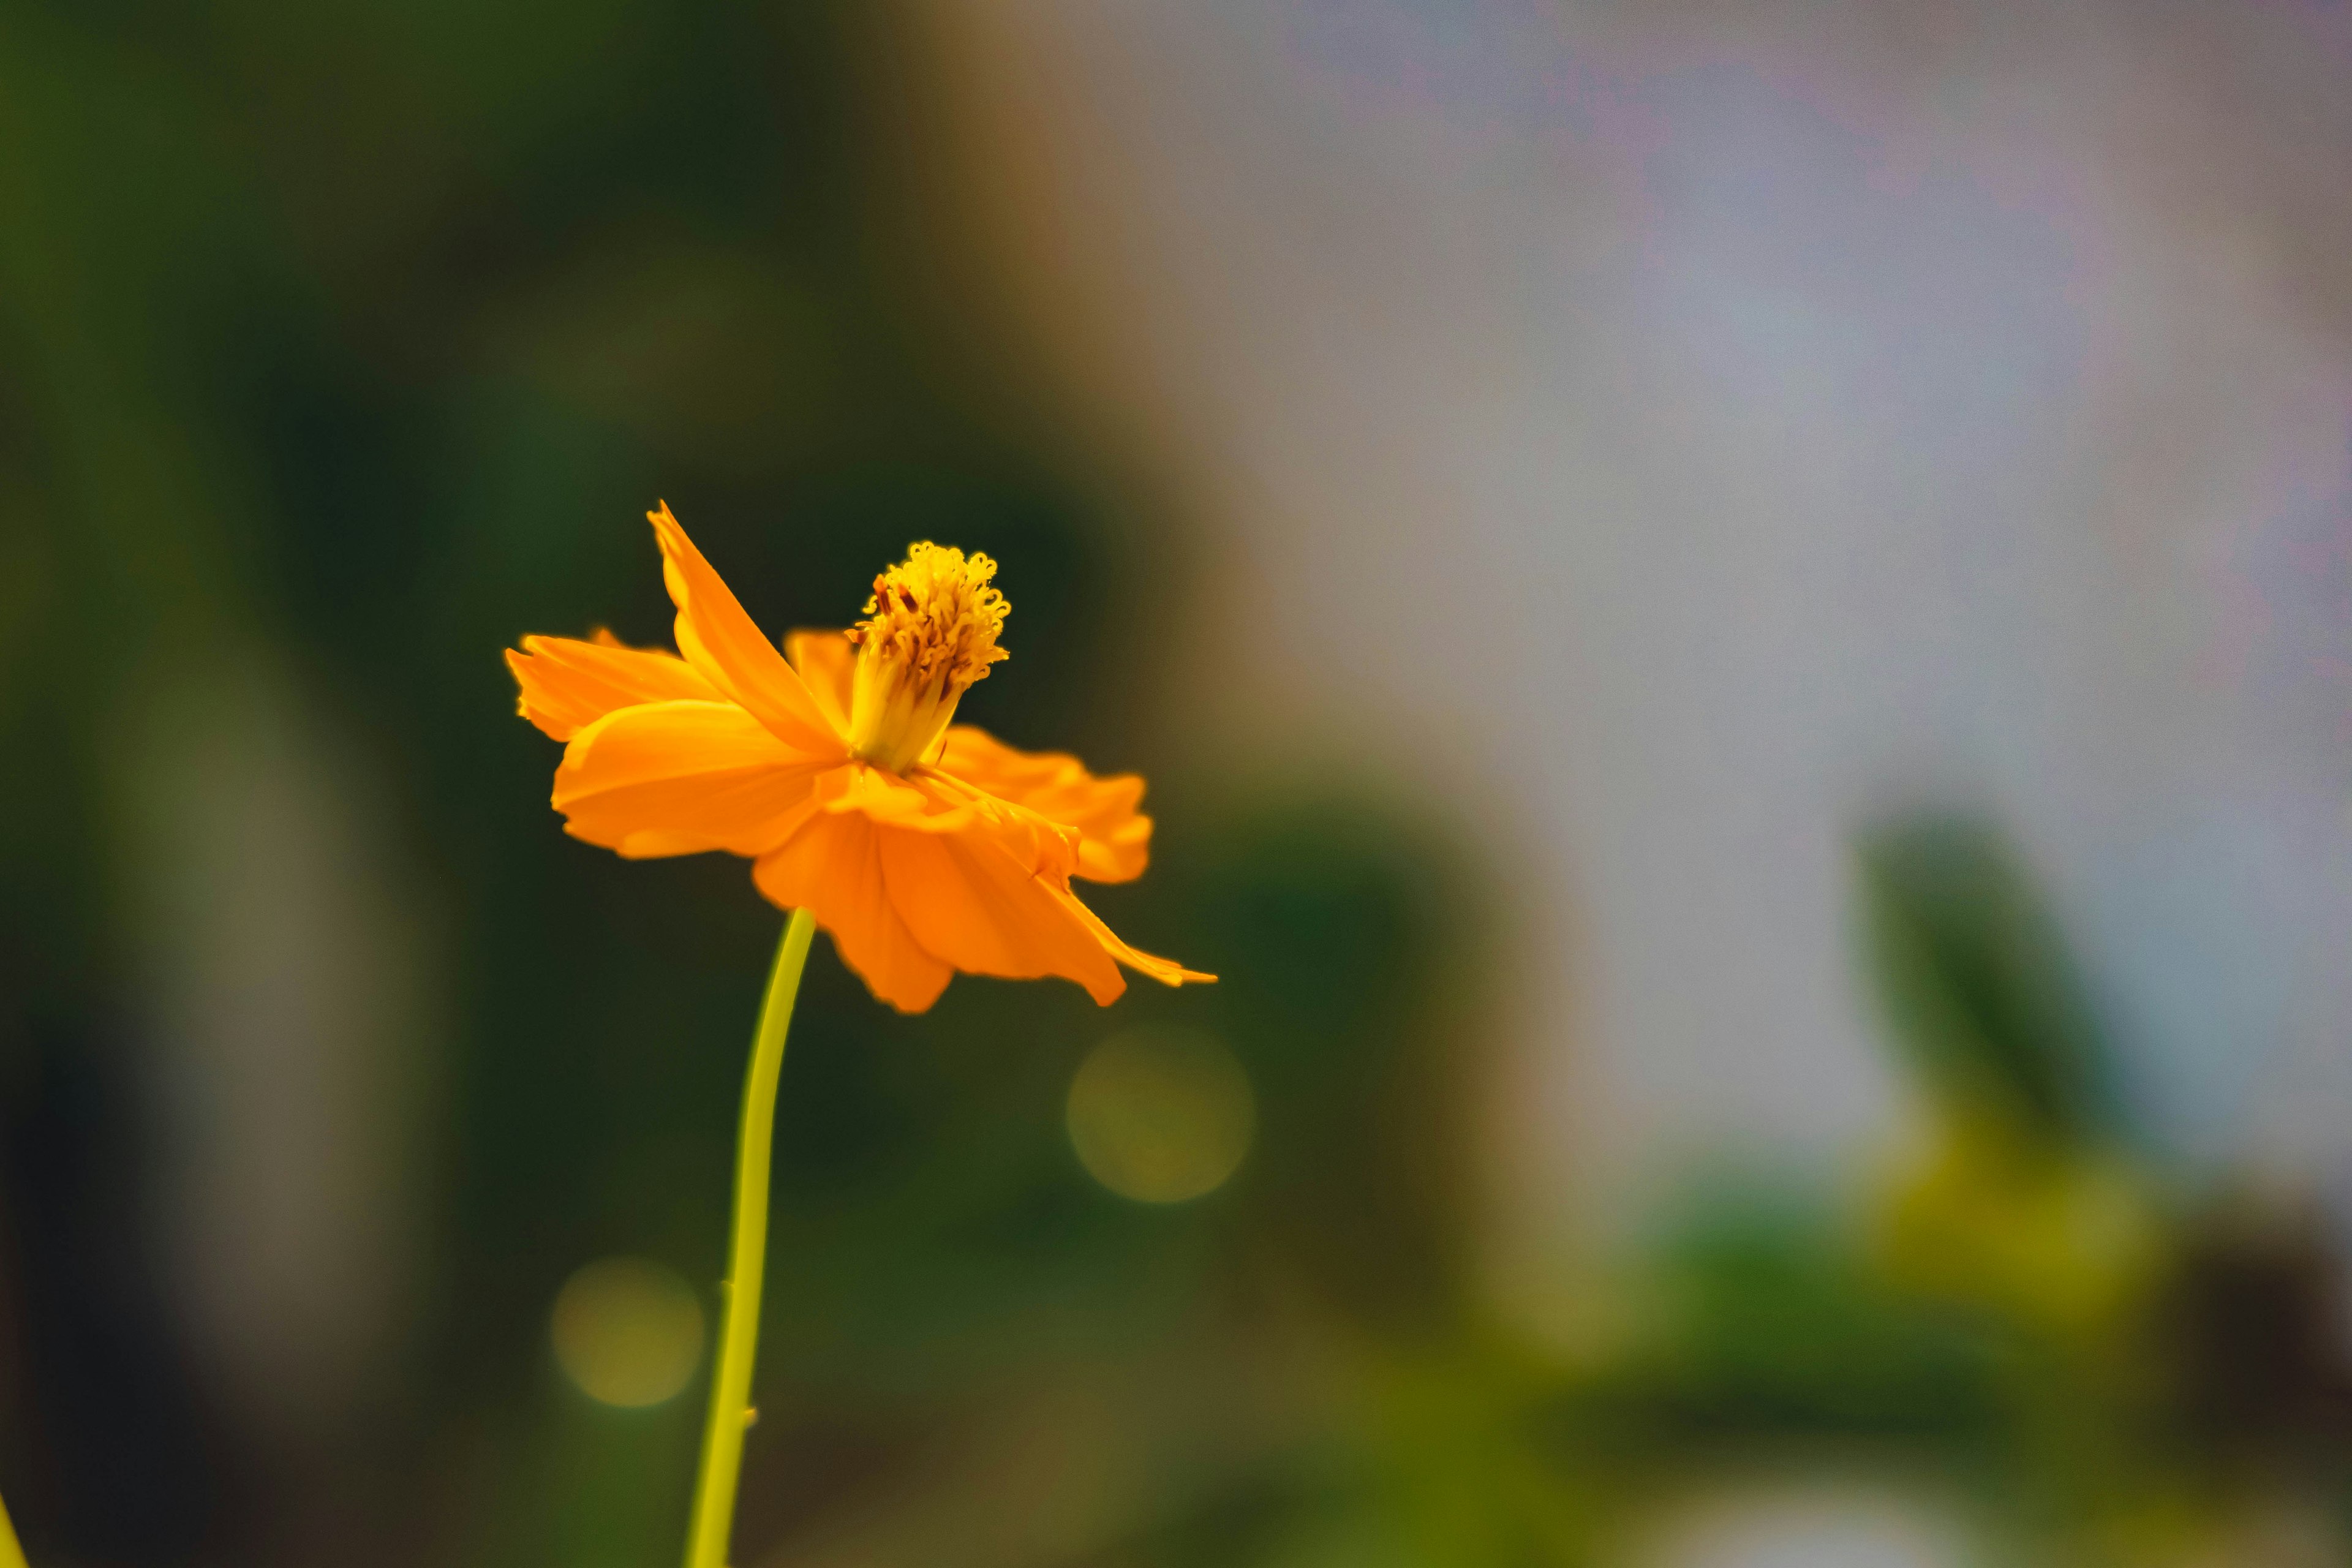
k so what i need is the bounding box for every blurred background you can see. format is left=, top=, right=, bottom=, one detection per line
left=2, top=1, right=2351, bottom=1563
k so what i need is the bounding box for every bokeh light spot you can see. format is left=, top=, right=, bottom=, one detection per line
left=1067, top=1028, right=1255, bottom=1204
left=550, top=1256, right=705, bottom=1408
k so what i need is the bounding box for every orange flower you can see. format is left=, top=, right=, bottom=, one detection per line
left=508, top=503, right=1213, bottom=1012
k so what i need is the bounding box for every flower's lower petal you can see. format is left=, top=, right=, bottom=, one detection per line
left=879, top=827, right=1126, bottom=1005
left=508, top=633, right=721, bottom=741
left=554, top=700, right=830, bottom=858
left=1049, top=884, right=1217, bottom=989
left=854, top=767, right=1088, bottom=886
left=784, top=629, right=856, bottom=736
left=933, top=726, right=1153, bottom=883
left=647, top=503, right=844, bottom=753
left=754, top=810, right=952, bottom=1012
left=818, top=764, right=979, bottom=834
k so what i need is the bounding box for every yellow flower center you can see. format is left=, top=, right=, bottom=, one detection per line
left=843, top=542, right=1009, bottom=772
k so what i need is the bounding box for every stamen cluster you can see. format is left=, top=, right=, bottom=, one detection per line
left=845, top=543, right=1009, bottom=698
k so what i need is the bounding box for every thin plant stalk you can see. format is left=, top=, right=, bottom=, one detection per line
left=0, top=1484, right=23, bottom=1568
left=683, top=906, right=816, bottom=1568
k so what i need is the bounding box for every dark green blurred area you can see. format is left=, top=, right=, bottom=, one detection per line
left=2, top=4, right=2349, bottom=1566
left=0, top=4, right=1487, bottom=1562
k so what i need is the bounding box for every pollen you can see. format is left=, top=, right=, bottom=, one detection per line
left=843, top=543, right=1011, bottom=772
left=845, top=543, right=1009, bottom=696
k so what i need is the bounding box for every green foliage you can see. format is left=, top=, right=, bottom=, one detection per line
left=1857, top=815, right=2117, bottom=1144
left=1597, top=1185, right=2005, bottom=1446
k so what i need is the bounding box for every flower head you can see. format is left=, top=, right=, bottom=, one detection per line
left=507, top=503, right=1213, bottom=1012
left=844, top=543, right=1009, bottom=772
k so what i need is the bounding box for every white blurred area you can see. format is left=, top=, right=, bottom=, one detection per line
left=889, top=0, right=2352, bottom=1262
left=1633, top=1487, right=1966, bottom=1568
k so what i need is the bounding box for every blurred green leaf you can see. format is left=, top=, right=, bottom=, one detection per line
left=1858, top=815, right=2116, bottom=1144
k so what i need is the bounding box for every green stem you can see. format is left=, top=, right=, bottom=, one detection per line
left=683, top=905, right=816, bottom=1568
left=0, top=1483, right=23, bottom=1568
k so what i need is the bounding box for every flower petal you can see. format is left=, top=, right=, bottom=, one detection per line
left=783, top=629, right=856, bottom=736
left=753, top=806, right=953, bottom=1012
left=554, top=699, right=830, bottom=858
left=646, top=502, right=842, bottom=752
left=1050, top=884, right=1218, bottom=989
left=932, top=726, right=1154, bottom=883
left=816, top=763, right=981, bottom=835
left=878, top=826, right=1126, bottom=1005
left=507, top=631, right=721, bottom=741
left=830, top=765, right=1091, bottom=896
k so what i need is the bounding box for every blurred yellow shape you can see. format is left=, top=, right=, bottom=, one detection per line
left=551, top=1256, right=706, bottom=1408
left=1067, top=1028, right=1254, bottom=1204
left=1875, top=1114, right=2165, bottom=1337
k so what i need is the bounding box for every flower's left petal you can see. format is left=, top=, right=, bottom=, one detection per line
left=753, top=806, right=953, bottom=1012
left=646, top=502, right=842, bottom=753
left=1050, top=884, right=1217, bottom=989
left=878, top=826, right=1126, bottom=1005
left=784, top=629, right=856, bottom=737
left=933, top=726, right=1153, bottom=883
left=554, top=699, right=830, bottom=858
left=507, top=633, right=722, bottom=741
